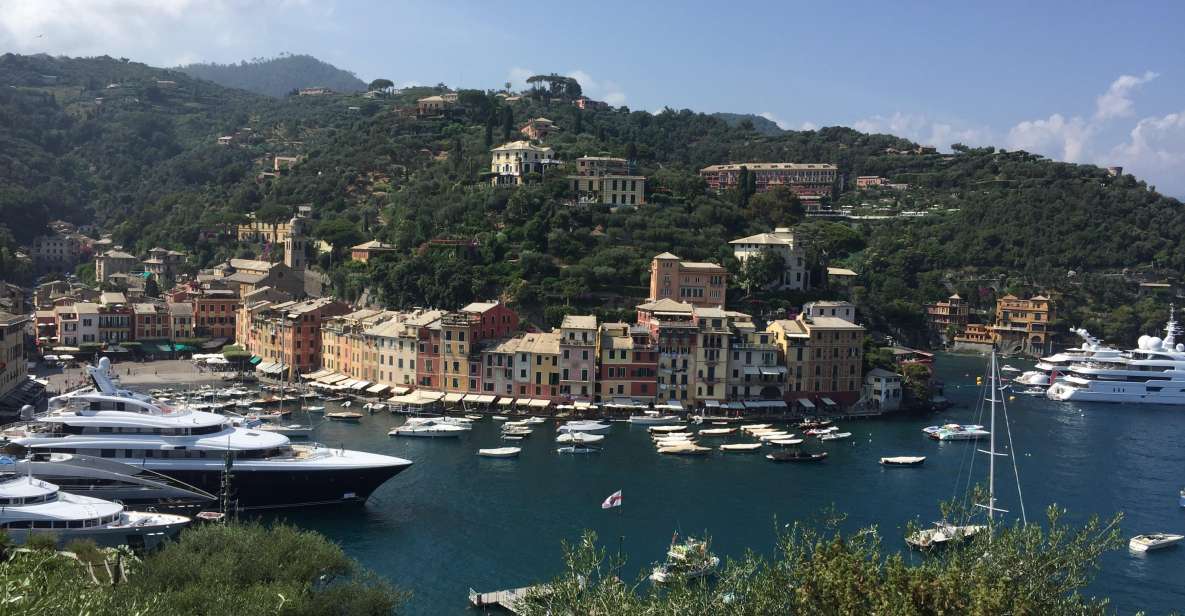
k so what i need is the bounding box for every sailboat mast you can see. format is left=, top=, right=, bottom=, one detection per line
left=987, top=350, right=998, bottom=527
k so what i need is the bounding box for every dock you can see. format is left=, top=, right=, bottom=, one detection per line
left=468, top=585, right=545, bottom=613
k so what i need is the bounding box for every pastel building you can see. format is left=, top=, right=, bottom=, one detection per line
left=568, top=156, right=646, bottom=206
left=237, top=297, right=350, bottom=376
left=699, top=162, right=837, bottom=200
left=769, top=313, right=865, bottom=408
left=489, top=141, right=559, bottom=186
left=648, top=252, right=727, bottom=308
left=559, top=315, right=598, bottom=401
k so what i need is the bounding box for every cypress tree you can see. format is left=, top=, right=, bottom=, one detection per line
left=502, top=107, right=514, bottom=141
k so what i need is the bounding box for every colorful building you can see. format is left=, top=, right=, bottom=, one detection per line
left=729, top=228, right=809, bottom=291
left=559, top=315, right=598, bottom=401
left=489, top=141, right=559, bottom=186
left=991, top=295, right=1054, bottom=355
left=769, top=313, right=865, bottom=408
left=648, top=252, right=727, bottom=308
left=568, top=156, right=646, bottom=206
left=237, top=297, right=350, bottom=376
left=699, top=163, right=837, bottom=199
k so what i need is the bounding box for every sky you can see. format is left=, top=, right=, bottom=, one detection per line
left=3, top=0, right=1185, bottom=196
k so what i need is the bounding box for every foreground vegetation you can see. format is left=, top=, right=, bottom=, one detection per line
left=0, top=523, right=404, bottom=615
left=523, top=506, right=1124, bottom=615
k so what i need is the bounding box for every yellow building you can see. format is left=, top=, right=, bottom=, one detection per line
left=237, top=218, right=293, bottom=244
left=0, top=312, right=30, bottom=403
left=769, top=313, right=864, bottom=409
left=991, top=295, right=1054, bottom=355
left=489, top=141, right=558, bottom=186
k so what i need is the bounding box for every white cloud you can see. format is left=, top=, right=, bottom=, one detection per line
left=0, top=0, right=333, bottom=66
left=851, top=112, right=993, bottom=150
left=1094, top=71, right=1158, bottom=121
left=506, top=66, right=535, bottom=90
left=1109, top=110, right=1185, bottom=194
left=758, top=111, right=789, bottom=130
left=1006, top=113, right=1094, bottom=162
left=799, top=121, right=819, bottom=131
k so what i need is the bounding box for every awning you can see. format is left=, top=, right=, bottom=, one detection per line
left=820, top=397, right=837, bottom=407
left=52, top=346, right=81, bottom=353
left=338, top=379, right=360, bottom=389
left=744, top=400, right=788, bottom=409
left=760, top=367, right=785, bottom=376
left=463, top=394, right=496, bottom=404
left=248, top=356, right=263, bottom=365
left=725, top=402, right=745, bottom=410
left=390, top=385, right=410, bottom=395
left=743, top=367, right=761, bottom=375
left=350, top=380, right=371, bottom=391
left=319, top=373, right=348, bottom=384
left=655, top=400, right=683, bottom=411
left=366, top=383, right=390, bottom=394
left=574, top=401, right=594, bottom=410
left=255, top=361, right=276, bottom=373
left=443, top=392, right=465, bottom=403
left=303, top=368, right=332, bottom=380
left=528, top=399, right=551, bottom=408
left=704, top=400, right=720, bottom=407
left=798, top=399, right=816, bottom=409
left=497, top=397, right=515, bottom=406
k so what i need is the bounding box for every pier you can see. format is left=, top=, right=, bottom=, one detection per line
left=468, top=585, right=546, bottom=613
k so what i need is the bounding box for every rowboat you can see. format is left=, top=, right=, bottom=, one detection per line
left=326, top=412, right=363, bottom=422
left=477, top=447, right=521, bottom=458
left=719, top=443, right=763, bottom=452
left=648, top=425, right=687, bottom=434
left=697, top=428, right=735, bottom=436
left=766, top=451, right=828, bottom=463
left=658, top=444, right=711, bottom=455
left=768, top=438, right=805, bottom=446
left=880, top=456, right=926, bottom=466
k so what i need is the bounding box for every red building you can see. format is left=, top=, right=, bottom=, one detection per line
left=698, top=162, right=837, bottom=199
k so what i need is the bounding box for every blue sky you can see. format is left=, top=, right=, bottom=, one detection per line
left=3, top=0, right=1184, bottom=195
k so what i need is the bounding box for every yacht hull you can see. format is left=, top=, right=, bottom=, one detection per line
left=6, top=519, right=189, bottom=550
left=157, top=464, right=410, bottom=510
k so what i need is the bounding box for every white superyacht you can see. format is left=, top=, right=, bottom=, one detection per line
left=1047, top=309, right=1185, bottom=405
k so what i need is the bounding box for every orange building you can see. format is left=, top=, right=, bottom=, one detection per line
left=648, top=252, right=727, bottom=308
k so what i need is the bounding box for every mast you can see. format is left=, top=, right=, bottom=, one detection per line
left=987, top=350, right=997, bottom=527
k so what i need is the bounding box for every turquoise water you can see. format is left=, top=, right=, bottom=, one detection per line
left=272, top=354, right=1185, bottom=614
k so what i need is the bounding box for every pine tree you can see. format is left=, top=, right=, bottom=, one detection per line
left=573, top=109, right=583, bottom=134
left=502, top=107, right=514, bottom=142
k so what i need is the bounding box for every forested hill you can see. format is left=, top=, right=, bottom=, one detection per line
left=711, top=113, right=784, bottom=136
left=2, top=53, right=1182, bottom=343
left=176, top=55, right=366, bottom=97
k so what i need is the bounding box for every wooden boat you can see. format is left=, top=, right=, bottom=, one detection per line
left=1129, top=533, right=1184, bottom=552
left=696, top=428, right=736, bottom=436
left=880, top=456, right=926, bottom=466
left=658, top=444, right=711, bottom=455
left=326, top=412, right=363, bottom=422
left=766, top=451, right=828, bottom=463
left=719, top=443, right=763, bottom=452
left=477, top=447, right=521, bottom=458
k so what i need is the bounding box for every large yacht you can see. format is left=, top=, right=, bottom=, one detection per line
left=5, top=453, right=216, bottom=509
left=1014, top=327, right=1122, bottom=387
left=3, top=358, right=413, bottom=510
left=0, top=473, right=190, bottom=549
left=1047, top=310, right=1185, bottom=405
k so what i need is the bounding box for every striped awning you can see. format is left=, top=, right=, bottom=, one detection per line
left=528, top=399, right=551, bottom=408
left=443, top=393, right=465, bottom=403
left=302, top=368, right=332, bottom=380
left=350, top=380, right=371, bottom=391
left=366, top=383, right=390, bottom=394
left=497, top=397, right=515, bottom=406
left=798, top=399, right=816, bottom=409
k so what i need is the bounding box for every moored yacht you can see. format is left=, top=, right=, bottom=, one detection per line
left=3, top=358, right=413, bottom=510
left=0, top=473, right=190, bottom=549
left=1047, top=308, right=1185, bottom=405
left=1015, top=327, right=1122, bottom=387
left=4, top=453, right=215, bottom=508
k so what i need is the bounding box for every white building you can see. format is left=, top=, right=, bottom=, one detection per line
left=728, top=227, right=809, bottom=291
left=489, top=141, right=559, bottom=186
left=802, top=300, right=856, bottom=323
left=864, top=368, right=903, bottom=412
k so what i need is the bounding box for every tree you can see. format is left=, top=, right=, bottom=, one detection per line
left=367, top=78, right=394, bottom=92
left=501, top=106, right=514, bottom=142
left=520, top=504, right=1123, bottom=615
left=254, top=203, right=291, bottom=224
left=144, top=276, right=160, bottom=298
left=739, top=249, right=784, bottom=294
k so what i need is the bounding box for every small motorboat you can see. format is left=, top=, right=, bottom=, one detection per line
left=740, top=424, right=772, bottom=432
left=306, top=406, right=326, bottom=414
left=697, top=428, right=736, bottom=436
left=522, top=416, right=547, bottom=424
left=326, top=412, right=363, bottom=422
left=464, top=414, right=484, bottom=421
left=256, top=424, right=313, bottom=439
left=559, top=421, right=610, bottom=433
left=757, top=432, right=792, bottom=441
left=324, top=396, right=346, bottom=402
left=502, top=428, right=532, bottom=438
left=768, top=438, right=805, bottom=446
left=804, top=426, right=838, bottom=436
left=628, top=413, right=681, bottom=425
left=649, top=534, right=719, bottom=583
left=477, top=447, right=521, bottom=458
left=766, top=451, right=828, bottom=463
left=648, top=425, right=687, bottom=434
left=906, top=522, right=985, bottom=550
left=818, top=432, right=853, bottom=441
left=556, top=432, right=605, bottom=444
left=389, top=424, right=466, bottom=437
left=719, top=443, right=763, bottom=452
left=556, top=444, right=601, bottom=454
left=1001, top=365, right=1021, bottom=372
left=880, top=456, right=926, bottom=466
left=797, top=418, right=834, bottom=429
left=1179, top=488, right=1185, bottom=508
left=492, top=415, right=509, bottom=421
left=362, top=403, right=375, bottom=412
left=502, top=435, right=525, bottom=441
left=340, top=400, right=353, bottom=407
left=1129, top=533, right=1184, bottom=552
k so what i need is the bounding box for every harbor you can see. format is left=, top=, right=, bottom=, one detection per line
left=196, top=352, right=1184, bottom=615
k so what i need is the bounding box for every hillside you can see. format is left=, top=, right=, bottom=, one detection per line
left=2, top=54, right=1181, bottom=345
left=176, top=54, right=367, bottom=98
left=712, top=112, right=784, bottom=136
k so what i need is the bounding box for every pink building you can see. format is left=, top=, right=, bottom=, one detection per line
left=648, top=252, right=728, bottom=308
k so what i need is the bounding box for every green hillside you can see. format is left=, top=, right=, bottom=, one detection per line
left=2, top=54, right=1180, bottom=344
left=176, top=54, right=367, bottom=98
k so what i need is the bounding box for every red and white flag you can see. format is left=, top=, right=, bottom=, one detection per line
left=601, top=490, right=622, bottom=509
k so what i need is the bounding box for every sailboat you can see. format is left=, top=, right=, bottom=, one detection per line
left=907, top=350, right=1026, bottom=550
